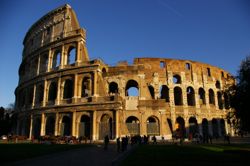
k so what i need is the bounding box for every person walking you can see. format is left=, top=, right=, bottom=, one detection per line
left=116, top=137, right=121, bottom=152
left=104, top=135, right=109, bottom=150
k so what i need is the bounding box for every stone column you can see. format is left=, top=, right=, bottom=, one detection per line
left=75, top=41, right=81, bottom=65
left=37, top=55, right=40, bottom=75
left=73, top=74, right=78, bottom=103
left=59, top=45, right=65, bottom=69
left=47, top=49, right=52, bottom=72
left=92, top=111, right=97, bottom=140
left=42, top=80, right=47, bottom=107
left=115, top=110, right=120, bottom=138
left=214, top=89, right=219, bottom=110
left=55, top=112, right=59, bottom=136
left=56, top=78, right=61, bottom=105
left=72, top=111, right=76, bottom=137
left=93, top=71, right=98, bottom=96
left=40, top=113, right=45, bottom=136
left=29, top=114, right=33, bottom=140
left=32, top=85, right=36, bottom=108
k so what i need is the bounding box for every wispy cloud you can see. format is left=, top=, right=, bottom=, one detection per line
left=157, top=0, right=183, bottom=17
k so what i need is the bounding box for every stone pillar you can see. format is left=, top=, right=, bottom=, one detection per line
left=92, top=111, right=97, bottom=140
left=32, top=85, right=36, bottom=108
left=42, top=80, right=47, bottom=107
left=59, top=45, right=65, bottom=69
left=47, top=49, right=52, bottom=72
left=93, top=71, right=98, bottom=96
left=214, top=89, right=219, bottom=110
left=73, top=74, right=78, bottom=103
left=56, top=78, right=61, bottom=105
left=115, top=110, right=120, bottom=138
left=40, top=113, right=45, bottom=136
left=37, top=55, right=40, bottom=75
left=75, top=41, right=81, bottom=65
left=29, top=114, right=33, bottom=140
left=55, top=112, right=59, bottom=136
left=72, top=111, right=76, bottom=137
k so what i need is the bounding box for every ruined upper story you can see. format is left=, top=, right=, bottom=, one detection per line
left=22, top=4, right=85, bottom=58
left=107, top=58, right=235, bottom=87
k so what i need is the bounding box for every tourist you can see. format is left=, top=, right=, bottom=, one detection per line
left=104, top=135, right=109, bottom=150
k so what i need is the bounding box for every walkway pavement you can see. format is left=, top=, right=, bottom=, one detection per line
left=4, top=143, right=134, bottom=166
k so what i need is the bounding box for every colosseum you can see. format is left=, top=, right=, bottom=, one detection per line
left=15, top=4, right=235, bottom=141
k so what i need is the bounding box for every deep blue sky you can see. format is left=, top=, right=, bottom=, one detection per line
left=0, top=0, right=249, bottom=107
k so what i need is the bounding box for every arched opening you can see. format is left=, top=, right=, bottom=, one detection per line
left=99, top=114, right=113, bottom=140
left=63, top=79, right=73, bottom=99
left=40, top=54, right=48, bottom=73
left=215, top=81, right=221, bottom=89
left=173, top=74, right=181, bottom=84
left=220, top=119, right=226, bottom=136
left=175, top=117, right=185, bottom=138
left=148, top=85, right=155, bottom=99
left=185, top=63, right=191, bottom=70
left=209, top=89, right=215, bottom=105
left=33, top=117, right=41, bottom=139
left=126, top=116, right=140, bottom=136
left=67, top=47, right=76, bottom=65
left=187, top=87, right=195, bottom=106
left=45, top=116, right=55, bottom=136
left=147, top=116, right=160, bottom=136
left=224, top=93, right=230, bottom=109
left=48, top=82, right=57, bottom=101
left=174, top=87, right=183, bottom=105
left=167, top=118, right=173, bottom=133
left=27, top=87, right=34, bottom=105
left=125, top=80, right=139, bottom=96
left=212, top=118, right=219, bottom=138
left=81, top=77, right=91, bottom=97
left=109, top=82, right=118, bottom=94
left=102, top=68, right=107, bottom=77
left=52, top=50, right=60, bottom=69
left=198, top=88, right=206, bottom=105
left=36, top=84, right=44, bottom=104
left=188, top=117, right=198, bottom=138
left=79, top=115, right=91, bottom=139
left=217, top=91, right=223, bottom=110
left=160, top=85, right=169, bottom=102
left=61, top=116, right=71, bottom=136
left=202, top=118, right=209, bottom=138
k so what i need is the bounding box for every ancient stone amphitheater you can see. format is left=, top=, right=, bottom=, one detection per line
left=15, top=4, right=235, bottom=141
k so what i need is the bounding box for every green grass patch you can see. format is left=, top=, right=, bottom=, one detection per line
left=0, top=143, right=91, bottom=163
left=121, top=144, right=250, bottom=166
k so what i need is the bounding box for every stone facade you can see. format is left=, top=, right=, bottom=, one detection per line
left=15, top=4, right=235, bottom=140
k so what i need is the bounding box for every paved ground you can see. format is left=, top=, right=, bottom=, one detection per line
left=4, top=143, right=131, bottom=166
left=3, top=136, right=250, bottom=166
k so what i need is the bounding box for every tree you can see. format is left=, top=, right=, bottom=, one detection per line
left=230, top=55, right=250, bottom=132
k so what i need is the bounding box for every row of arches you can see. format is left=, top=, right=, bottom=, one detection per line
left=19, top=46, right=77, bottom=78
left=109, top=80, right=230, bottom=109
left=17, top=113, right=227, bottom=140
left=125, top=116, right=226, bottom=138
left=17, top=75, right=93, bottom=107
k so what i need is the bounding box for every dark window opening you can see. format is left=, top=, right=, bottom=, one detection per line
left=160, top=85, right=169, bottom=102
left=174, top=87, right=183, bottom=105
left=207, top=68, right=211, bottom=77
left=173, top=74, right=181, bottom=84
left=109, top=82, right=118, bottom=94
left=187, top=87, right=195, bottom=106
left=63, top=79, right=73, bottom=99
left=148, top=85, right=155, bottom=99
left=185, top=63, right=191, bottom=70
